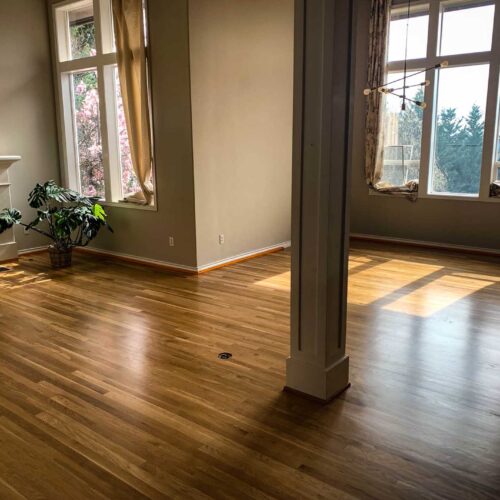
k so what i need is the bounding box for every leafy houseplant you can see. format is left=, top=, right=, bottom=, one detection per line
left=0, top=181, right=112, bottom=269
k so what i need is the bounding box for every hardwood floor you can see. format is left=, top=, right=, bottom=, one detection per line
left=0, top=241, right=499, bottom=499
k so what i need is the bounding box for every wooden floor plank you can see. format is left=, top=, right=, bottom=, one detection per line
left=0, top=242, right=499, bottom=498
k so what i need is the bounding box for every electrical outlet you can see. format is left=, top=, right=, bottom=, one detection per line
left=219, top=234, right=225, bottom=245
left=169, top=236, right=175, bottom=247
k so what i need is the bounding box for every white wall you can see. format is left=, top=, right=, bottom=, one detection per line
left=0, top=0, right=60, bottom=251
left=189, top=0, right=294, bottom=267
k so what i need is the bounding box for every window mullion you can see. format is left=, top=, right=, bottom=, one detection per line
left=95, top=63, right=114, bottom=203
left=479, top=63, right=500, bottom=198
left=102, top=65, right=123, bottom=202
left=479, top=0, right=500, bottom=197
left=419, top=0, right=441, bottom=197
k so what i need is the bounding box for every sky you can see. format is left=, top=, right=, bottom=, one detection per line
left=387, top=4, right=495, bottom=118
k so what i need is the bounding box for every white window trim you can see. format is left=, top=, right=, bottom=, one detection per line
left=51, top=0, right=157, bottom=210
left=381, top=0, right=500, bottom=202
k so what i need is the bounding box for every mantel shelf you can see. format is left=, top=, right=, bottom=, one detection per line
left=0, top=156, right=21, bottom=169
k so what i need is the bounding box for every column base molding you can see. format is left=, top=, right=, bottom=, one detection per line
left=285, top=355, right=350, bottom=402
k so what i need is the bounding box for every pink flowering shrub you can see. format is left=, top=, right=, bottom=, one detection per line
left=73, top=70, right=139, bottom=199
left=74, top=71, right=104, bottom=198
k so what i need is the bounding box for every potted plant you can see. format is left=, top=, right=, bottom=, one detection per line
left=0, top=181, right=112, bottom=269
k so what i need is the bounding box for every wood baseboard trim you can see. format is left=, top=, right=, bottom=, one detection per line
left=197, top=242, right=291, bottom=273
left=75, top=247, right=198, bottom=275
left=75, top=241, right=291, bottom=275
left=350, top=233, right=500, bottom=258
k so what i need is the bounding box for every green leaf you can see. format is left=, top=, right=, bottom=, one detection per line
left=0, top=208, right=22, bottom=233
left=92, top=203, right=106, bottom=222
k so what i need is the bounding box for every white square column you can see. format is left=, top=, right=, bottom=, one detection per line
left=286, top=0, right=353, bottom=402
left=0, top=156, right=21, bottom=262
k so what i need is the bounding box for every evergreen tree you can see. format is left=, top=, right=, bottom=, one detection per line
left=461, top=104, right=484, bottom=193
left=434, top=108, right=464, bottom=192
left=398, top=88, right=424, bottom=161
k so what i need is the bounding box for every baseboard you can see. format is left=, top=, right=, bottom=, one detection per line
left=197, top=241, right=291, bottom=273
left=75, top=247, right=198, bottom=274
left=76, top=241, right=291, bottom=274
left=18, top=245, right=49, bottom=256
left=351, top=233, right=500, bottom=258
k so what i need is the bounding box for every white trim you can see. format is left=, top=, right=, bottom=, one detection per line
left=351, top=233, right=500, bottom=256
left=77, top=241, right=291, bottom=273
left=384, top=0, right=500, bottom=202
left=196, top=241, right=292, bottom=272
left=51, top=0, right=156, bottom=203
left=100, top=200, right=157, bottom=211
left=18, top=246, right=49, bottom=256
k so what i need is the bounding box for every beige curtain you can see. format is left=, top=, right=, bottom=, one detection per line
left=112, top=0, right=154, bottom=205
left=365, top=0, right=391, bottom=187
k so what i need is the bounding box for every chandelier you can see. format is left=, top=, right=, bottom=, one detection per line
left=364, top=0, right=448, bottom=111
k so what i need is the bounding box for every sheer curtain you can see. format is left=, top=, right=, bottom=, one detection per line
left=112, top=0, right=154, bottom=205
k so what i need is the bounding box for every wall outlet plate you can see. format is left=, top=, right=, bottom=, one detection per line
left=219, top=234, right=225, bottom=245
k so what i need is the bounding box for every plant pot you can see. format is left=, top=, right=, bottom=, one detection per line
left=48, top=246, right=72, bottom=269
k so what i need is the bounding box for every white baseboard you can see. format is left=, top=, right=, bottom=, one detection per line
left=351, top=233, right=500, bottom=257
left=18, top=245, right=49, bottom=256
left=197, top=241, right=291, bottom=272
left=78, top=240, right=291, bottom=274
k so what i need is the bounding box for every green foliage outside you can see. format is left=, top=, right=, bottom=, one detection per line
left=397, top=88, right=485, bottom=193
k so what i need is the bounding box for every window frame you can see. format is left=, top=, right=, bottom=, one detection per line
left=382, top=0, right=500, bottom=202
left=51, top=0, right=156, bottom=209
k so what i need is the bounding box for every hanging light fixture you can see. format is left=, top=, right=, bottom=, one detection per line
left=364, top=0, right=448, bottom=110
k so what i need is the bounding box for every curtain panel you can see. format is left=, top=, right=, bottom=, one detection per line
left=365, top=0, right=391, bottom=188
left=112, top=0, right=154, bottom=205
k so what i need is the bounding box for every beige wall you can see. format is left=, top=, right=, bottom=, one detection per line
left=0, top=0, right=60, bottom=251
left=44, top=0, right=293, bottom=267
left=189, top=0, right=294, bottom=267
left=350, top=0, right=500, bottom=251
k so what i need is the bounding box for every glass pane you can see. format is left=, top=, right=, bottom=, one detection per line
left=114, top=68, right=141, bottom=198
left=68, top=2, right=96, bottom=60
left=380, top=71, right=426, bottom=186
left=430, top=65, right=489, bottom=195
left=72, top=70, right=105, bottom=198
left=439, top=2, right=495, bottom=56
left=388, top=10, right=429, bottom=62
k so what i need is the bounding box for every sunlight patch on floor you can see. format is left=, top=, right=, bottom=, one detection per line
left=254, top=271, right=290, bottom=291
left=348, top=256, right=372, bottom=271
left=348, top=259, right=443, bottom=305
left=383, top=274, right=493, bottom=317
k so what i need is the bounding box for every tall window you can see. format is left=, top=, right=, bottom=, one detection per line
left=53, top=0, right=153, bottom=203
left=380, top=0, right=500, bottom=200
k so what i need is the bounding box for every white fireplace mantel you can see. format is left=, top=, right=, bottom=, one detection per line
left=0, top=156, right=21, bottom=262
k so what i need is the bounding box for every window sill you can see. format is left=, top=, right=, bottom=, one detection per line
left=100, top=201, right=158, bottom=212
left=369, top=189, right=500, bottom=203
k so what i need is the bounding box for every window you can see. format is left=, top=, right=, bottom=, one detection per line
left=430, top=64, right=489, bottom=194
left=388, top=6, right=429, bottom=62
left=382, top=71, right=425, bottom=186
left=381, top=0, right=500, bottom=200
left=53, top=0, right=154, bottom=204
